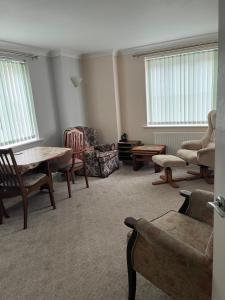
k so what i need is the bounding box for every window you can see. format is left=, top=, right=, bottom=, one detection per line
left=0, top=59, right=39, bottom=147
left=145, top=47, right=218, bottom=126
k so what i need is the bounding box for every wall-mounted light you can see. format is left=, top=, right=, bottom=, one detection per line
left=71, top=76, right=83, bottom=88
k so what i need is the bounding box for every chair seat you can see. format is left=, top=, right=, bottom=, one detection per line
left=177, top=149, right=198, bottom=165
left=152, top=211, right=212, bottom=254
left=22, top=173, right=46, bottom=188
left=59, top=158, right=84, bottom=171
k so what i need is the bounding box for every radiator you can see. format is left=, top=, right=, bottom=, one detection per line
left=153, top=132, right=204, bottom=155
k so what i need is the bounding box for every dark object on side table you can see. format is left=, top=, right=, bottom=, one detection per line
left=121, top=133, right=128, bottom=142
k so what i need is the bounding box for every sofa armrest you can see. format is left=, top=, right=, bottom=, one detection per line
left=135, top=218, right=210, bottom=268
left=186, top=189, right=214, bottom=226
left=94, top=143, right=115, bottom=151
left=181, top=140, right=203, bottom=150
left=197, top=147, right=215, bottom=169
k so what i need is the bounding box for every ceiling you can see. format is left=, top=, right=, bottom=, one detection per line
left=0, top=0, right=218, bottom=53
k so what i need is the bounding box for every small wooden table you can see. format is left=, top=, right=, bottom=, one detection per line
left=131, top=144, right=166, bottom=171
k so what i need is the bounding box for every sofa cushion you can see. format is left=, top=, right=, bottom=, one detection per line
left=152, top=211, right=212, bottom=254
left=58, top=158, right=83, bottom=170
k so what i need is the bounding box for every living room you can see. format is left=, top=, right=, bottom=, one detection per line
left=0, top=1, right=224, bottom=299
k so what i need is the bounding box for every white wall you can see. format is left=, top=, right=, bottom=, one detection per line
left=28, top=56, right=61, bottom=147
left=212, top=0, right=225, bottom=298
left=0, top=42, right=87, bottom=151
left=49, top=55, right=86, bottom=135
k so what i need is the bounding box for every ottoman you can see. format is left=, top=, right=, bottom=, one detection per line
left=152, top=154, right=186, bottom=188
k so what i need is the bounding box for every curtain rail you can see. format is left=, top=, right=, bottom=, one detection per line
left=133, top=42, right=218, bottom=58
left=0, top=49, right=39, bottom=60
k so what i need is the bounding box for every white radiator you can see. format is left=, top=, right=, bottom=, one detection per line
left=153, top=132, right=204, bottom=155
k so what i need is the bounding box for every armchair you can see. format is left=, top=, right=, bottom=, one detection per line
left=177, top=110, right=216, bottom=182
left=125, top=189, right=214, bottom=300
left=74, top=126, right=119, bottom=177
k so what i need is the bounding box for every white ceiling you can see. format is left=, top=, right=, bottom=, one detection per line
left=0, top=0, right=218, bottom=53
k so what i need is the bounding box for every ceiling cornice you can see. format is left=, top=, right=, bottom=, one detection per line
left=82, top=49, right=115, bottom=59
left=48, top=48, right=81, bottom=59
left=0, top=40, right=49, bottom=56
left=119, top=32, right=218, bottom=56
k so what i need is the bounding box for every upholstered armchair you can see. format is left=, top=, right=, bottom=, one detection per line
left=74, top=126, right=119, bottom=177
left=125, top=189, right=214, bottom=300
left=177, top=110, right=216, bottom=181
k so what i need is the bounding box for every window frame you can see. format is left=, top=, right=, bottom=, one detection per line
left=144, top=46, right=218, bottom=128
left=0, top=58, right=39, bottom=148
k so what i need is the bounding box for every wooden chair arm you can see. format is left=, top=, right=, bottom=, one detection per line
left=180, top=190, right=192, bottom=199
left=124, top=217, right=137, bottom=229
left=179, top=190, right=191, bottom=214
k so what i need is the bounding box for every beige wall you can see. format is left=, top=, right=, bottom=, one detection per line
left=118, top=53, right=206, bottom=144
left=82, top=55, right=119, bottom=144
left=83, top=51, right=207, bottom=145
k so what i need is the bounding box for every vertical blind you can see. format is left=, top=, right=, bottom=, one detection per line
left=0, top=59, right=38, bottom=147
left=145, top=48, right=218, bottom=125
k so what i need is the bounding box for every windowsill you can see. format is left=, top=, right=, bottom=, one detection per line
left=0, top=137, right=44, bottom=150
left=143, top=124, right=208, bottom=128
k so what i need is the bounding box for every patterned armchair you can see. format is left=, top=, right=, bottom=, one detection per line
left=74, top=126, right=119, bottom=177
left=125, top=189, right=214, bottom=300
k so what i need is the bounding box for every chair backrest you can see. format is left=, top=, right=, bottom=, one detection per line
left=202, top=110, right=216, bottom=148
left=64, top=128, right=84, bottom=160
left=75, top=126, right=98, bottom=148
left=0, top=148, right=23, bottom=192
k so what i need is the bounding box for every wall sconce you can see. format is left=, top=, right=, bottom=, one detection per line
left=71, top=76, right=83, bottom=88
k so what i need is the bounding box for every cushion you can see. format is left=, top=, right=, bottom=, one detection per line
left=177, top=149, right=198, bottom=165
left=152, top=154, right=186, bottom=168
left=152, top=211, right=212, bottom=254
left=22, top=173, right=46, bottom=187
left=59, top=158, right=83, bottom=170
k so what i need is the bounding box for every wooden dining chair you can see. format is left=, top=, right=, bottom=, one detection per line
left=0, top=148, right=55, bottom=229
left=56, top=128, right=89, bottom=198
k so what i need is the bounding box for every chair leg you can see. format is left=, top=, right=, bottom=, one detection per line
left=65, top=171, right=72, bottom=198
left=127, top=230, right=137, bottom=300
left=152, top=167, right=179, bottom=188
left=48, top=182, right=56, bottom=209
left=71, top=172, right=75, bottom=184
left=83, top=164, right=89, bottom=188
left=22, top=195, right=28, bottom=230
left=0, top=200, right=3, bottom=225
left=1, top=200, right=9, bottom=218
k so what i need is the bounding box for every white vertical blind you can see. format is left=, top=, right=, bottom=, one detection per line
left=145, top=48, right=218, bottom=125
left=0, top=59, right=38, bottom=147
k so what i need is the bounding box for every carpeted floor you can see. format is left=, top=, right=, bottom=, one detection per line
left=0, top=164, right=213, bottom=300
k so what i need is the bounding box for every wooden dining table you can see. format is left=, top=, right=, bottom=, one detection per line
left=14, top=146, right=72, bottom=174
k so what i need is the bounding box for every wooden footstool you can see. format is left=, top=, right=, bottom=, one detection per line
left=152, top=155, right=186, bottom=188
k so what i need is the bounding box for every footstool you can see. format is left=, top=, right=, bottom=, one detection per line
left=152, top=155, right=186, bottom=188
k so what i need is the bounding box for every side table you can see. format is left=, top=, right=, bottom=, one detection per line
left=131, top=144, right=166, bottom=171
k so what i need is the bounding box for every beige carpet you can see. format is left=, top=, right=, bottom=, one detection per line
left=0, top=165, right=213, bottom=300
